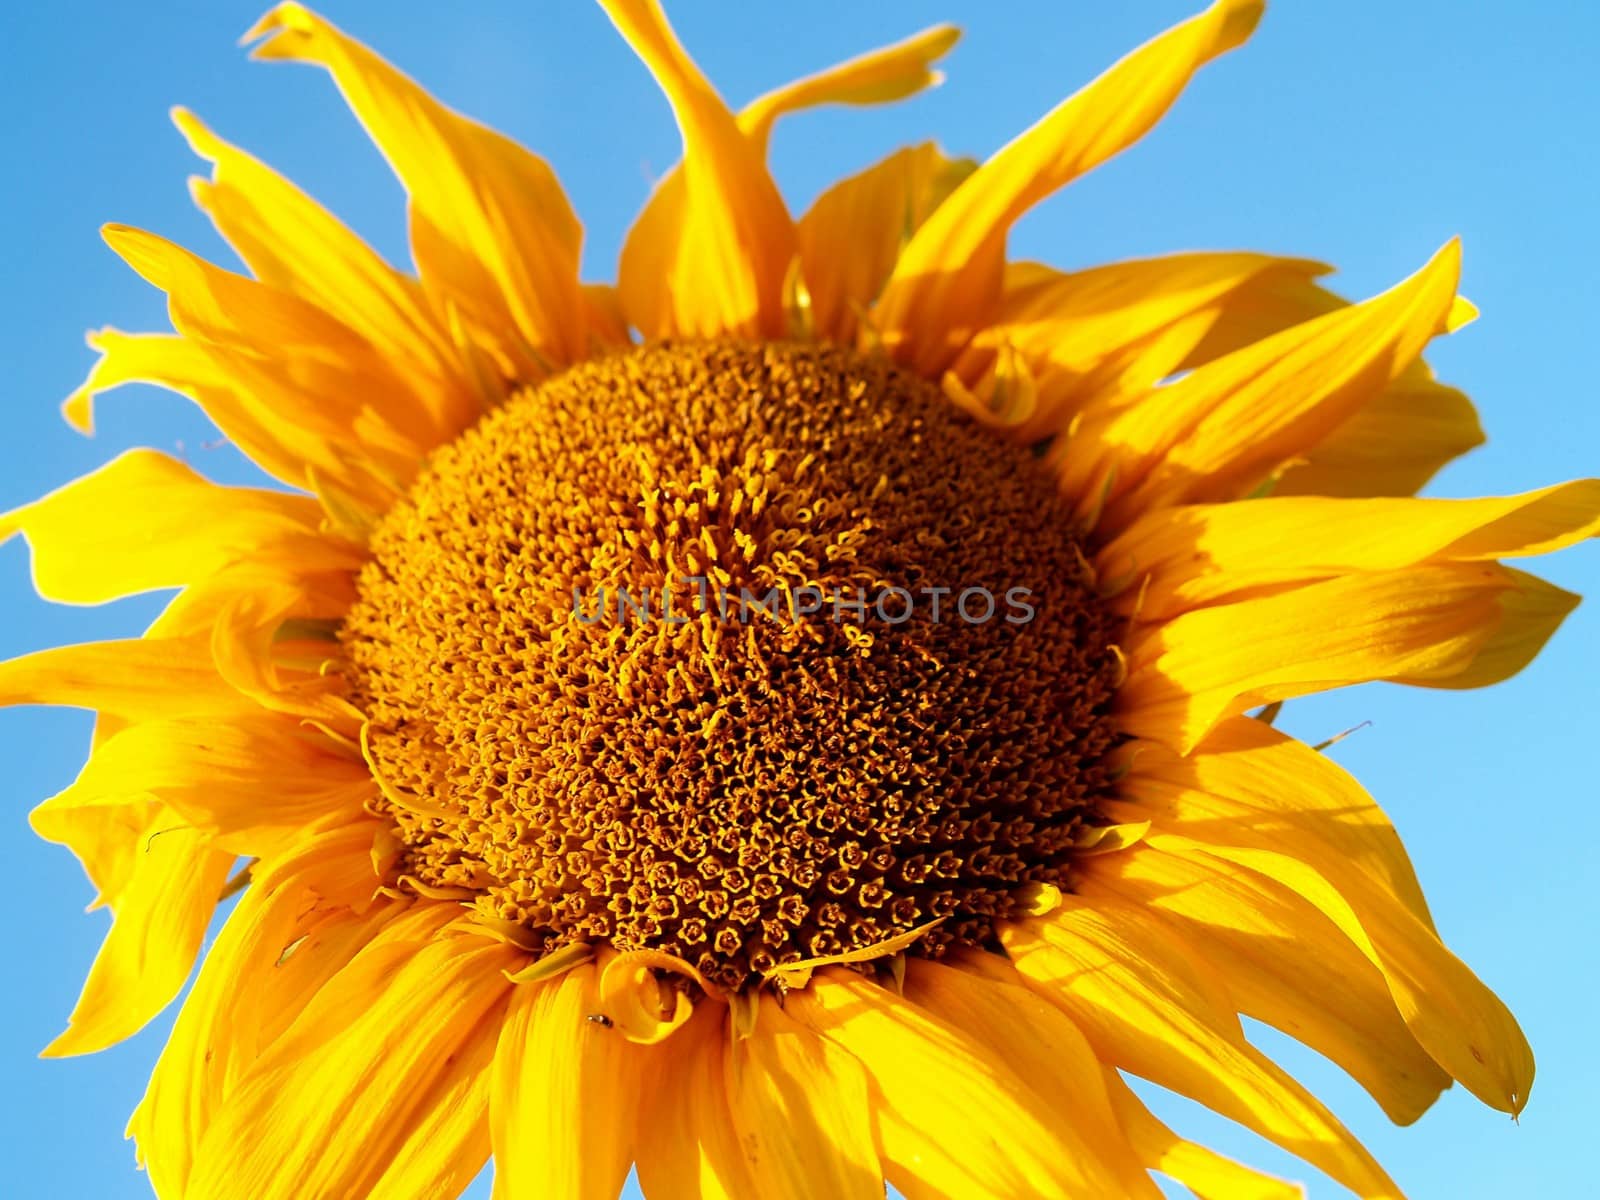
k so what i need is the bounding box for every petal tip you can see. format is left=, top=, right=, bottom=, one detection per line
left=924, top=23, right=963, bottom=57
left=39, top=1025, right=90, bottom=1060
left=241, top=2, right=301, bottom=47
left=169, top=106, right=215, bottom=157
left=60, top=391, right=95, bottom=435
left=1447, top=294, right=1480, bottom=333
left=1213, top=0, right=1267, bottom=55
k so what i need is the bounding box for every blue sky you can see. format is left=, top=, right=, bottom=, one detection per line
left=2, top=2, right=1596, bottom=1197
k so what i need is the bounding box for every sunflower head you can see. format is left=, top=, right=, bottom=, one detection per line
left=344, top=339, right=1123, bottom=990
left=4, top=1, right=1596, bottom=1197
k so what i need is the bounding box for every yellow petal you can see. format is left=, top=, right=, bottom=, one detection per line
left=1101, top=264, right=1483, bottom=501
left=1059, top=241, right=1464, bottom=531
left=0, top=448, right=359, bottom=605
left=42, top=816, right=233, bottom=1057
left=1118, top=562, right=1519, bottom=752
left=1079, top=840, right=1450, bottom=1125
left=363, top=1017, right=499, bottom=1200
left=31, top=792, right=160, bottom=918
left=634, top=1002, right=759, bottom=1200
left=1210, top=839, right=1534, bottom=1116
left=1276, top=365, right=1484, bottom=498
left=185, top=904, right=517, bottom=1200
left=787, top=967, right=1127, bottom=1198
left=1121, top=717, right=1437, bottom=932
left=618, top=22, right=958, bottom=340
left=1100, top=1069, right=1304, bottom=1200
left=126, top=550, right=350, bottom=724
left=60, top=328, right=197, bottom=435
left=1002, top=905, right=1402, bottom=1200
left=61, top=329, right=379, bottom=505
left=796, top=143, right=974, bottom=343
left=41, top=714, right=371, bottom=856
left=740, top=24, right=959, bottom=143
left=940, top=330, right=1040, bottom=427
left=724, top=993, right=882, bottom=1199
left=171, top=106, right=478, bottom=434
left=596, top=949, right=700, bottom=1043
left=876, top=0, right=1264, bottom=374
left=580, top=282, right=633, bottom=350
left=131, top=820, right=394, bottom=1195
left=104, top=222, right=372, bottom=360
left=1102, top=479, right=1600, bottom=622
left=490, top=955, right=654, bottom=1200
left=1161, top=261, right=1476, bottom=379
left=952, top=253, right=1330, bottom=439
left=1396, top=566, right=1579, bottom=691
left=1118, top=717, right=1535, bottom=1115
left=105, top=224, right=432, bottom=472
left=903, top=953, right=1160, bottom=1197
left=600, top=0, right=794, bottom=339
left=0, top=634, right=250, bottom=721
left=245, top=2, right=586, bottom=375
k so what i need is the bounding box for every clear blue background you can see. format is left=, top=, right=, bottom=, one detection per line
left=2, top=3, right=1595, bottom=1197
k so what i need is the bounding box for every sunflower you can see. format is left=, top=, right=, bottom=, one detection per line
left=6, top=1, right=1597, bottom=1197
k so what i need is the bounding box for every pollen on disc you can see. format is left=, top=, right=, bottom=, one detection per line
left=341, top=341, right=1123, bottom=991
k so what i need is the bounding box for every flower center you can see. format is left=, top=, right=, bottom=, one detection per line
left=342, top=341, right=1122, bottom=990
